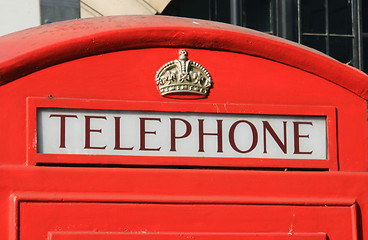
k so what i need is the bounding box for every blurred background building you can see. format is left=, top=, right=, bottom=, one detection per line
left=0, top=0, right=367, bottom=74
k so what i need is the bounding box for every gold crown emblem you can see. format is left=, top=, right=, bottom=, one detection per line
left=156, top=50, right=212, bottom=97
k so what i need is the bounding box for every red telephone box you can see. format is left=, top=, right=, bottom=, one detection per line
left=0, top=15, right=367, bottom=240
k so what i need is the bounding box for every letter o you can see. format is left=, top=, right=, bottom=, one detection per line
left=229, top=120, right=258, bottom=153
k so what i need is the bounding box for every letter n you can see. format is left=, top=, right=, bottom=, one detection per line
left=263, top=121, right=287, bottom=154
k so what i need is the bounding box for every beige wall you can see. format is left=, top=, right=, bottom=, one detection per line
left=0, top=0, right=41, bottom=36
left=0, top=0, right=172, bottom=36
left=81, top=0, right=171, bottom=18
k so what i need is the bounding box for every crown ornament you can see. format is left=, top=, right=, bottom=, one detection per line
left=156, top=50, right=212, bottom=97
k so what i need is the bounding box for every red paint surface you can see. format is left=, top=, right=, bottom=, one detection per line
left=26, top=98, right=338, bottom=170
left=0, top=47, right=364, bottom=169
left=0, top=167, right=363, bottom=239
left=0, top=16, right=367, bottom=99
left=0, top=16, right=367, bottom=239
left=21, top=202, right=352, bottom=239
left=49, top=232, right=327, bottom=240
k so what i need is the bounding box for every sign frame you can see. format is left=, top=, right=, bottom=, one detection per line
left=26, top=97, right=338, bottom=170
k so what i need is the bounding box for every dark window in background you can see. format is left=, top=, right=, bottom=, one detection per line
left=363, top=0, right=368, bottom=73
left=301, top=1, right=325, bottom=34
left=299, top=0, right=355, bottom=65
left=330, top=37, right=353, bottom=64
left=301, top=36, right=326, bottom=53
left=363, top=38, right=367, bottom=73
left=242, top=0, right=271, bottom=33
left=364, top=0, right=368, bottom=33
left=41, top=0, right=80, bottom=24
left=329, top=0, right=352, bottom=35
left=162, top=0, right=230, bottom=24
left=211, top=0, right=231, bottom=23
left=162, top=0, right=365, bottom=73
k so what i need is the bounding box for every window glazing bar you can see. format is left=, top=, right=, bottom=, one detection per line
left=353, top=0, right=363, bottom=69
left=302, top=33, right=355, bottom=38
left=271, top=0, right=276, bottom=35
left=230, top=0, right=240, bottom=25
left=297, top=0, right=301, bottom=43
left=325, top=0, right=330, bottom=55
left=209, top=0, right=218, bottom=21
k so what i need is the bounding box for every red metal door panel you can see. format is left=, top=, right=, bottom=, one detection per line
left=20, top=202, right=356, bottom=240
left=49, top=232, right=327, bottom=240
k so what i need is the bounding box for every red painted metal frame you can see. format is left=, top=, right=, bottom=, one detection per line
left=0, top=16, right=367, bottom=239
left=5, top=167, right=362, bottom=240
left=0, top=16, right=367, bottom=100
left=48, top=232, right=328, bottom=240
left=12, top=194, right=355, bottom=240
left=27, top=97, right=338, bottom=170
left=0, top=16, right=366, bottom=170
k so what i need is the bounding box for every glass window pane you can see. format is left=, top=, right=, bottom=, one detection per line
left=329, top=0, right=352, bottom=34
left=364, top=38, right=368, bottom=73
left=161, top=0, right=210, bottom=20
left=211, top=0, right=230, bottom=23
left=363, top=0, right=368, bottom=33
left=330, top=37, right=353, bottom=64
left=301, top=0, right=326, bottom=33
left=301, top=35, right=326, bottom=53
left=242, top=0, right=271, bottom=32
left=41, top=0, right=80, bottom=24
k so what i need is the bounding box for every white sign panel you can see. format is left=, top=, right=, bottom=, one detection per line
left=37, top=108, right=327, bottom=159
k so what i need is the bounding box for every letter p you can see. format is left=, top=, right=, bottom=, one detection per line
left=170, top=118, right=192, bottom=151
